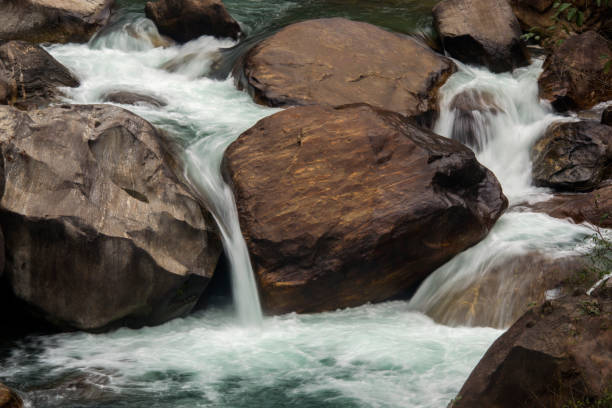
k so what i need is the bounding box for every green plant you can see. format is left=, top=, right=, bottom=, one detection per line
left=562, top=388, right=612, bottom=408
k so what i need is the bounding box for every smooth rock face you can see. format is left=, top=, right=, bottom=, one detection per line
left=145, top=0, right=242, bottom=43
left=0, top=104, right=222, bottom=331
left=0, top=383, right=22, bottom=408
left=224, top=104, right=508, bottom=314
left=453, top=290, right=612, bottom=408
left=103, top=91, right=167, bottom=107
left=531, top=121, right=611, bottom=192
left=234, top=18, right=456, bottom=127
left=539, top=31, right=612, bottom=112
left=0, top=41, right=79, bottom=109
left=433, top=0, right=529, bottom=73
left=527, top=185, right=612, bottom=228
left=425, top=253, right=585, bottom=329
left=0, top=0, right=114, bottom=44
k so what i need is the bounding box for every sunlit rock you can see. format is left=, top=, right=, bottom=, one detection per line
left=224, top=104, right=507, bottom=315
left=0, top=104, right=222, bottom=331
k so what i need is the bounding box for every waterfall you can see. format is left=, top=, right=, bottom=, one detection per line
left=185, top=137, right=263, bottom=325
left=408, top=59, right=594, bottom=327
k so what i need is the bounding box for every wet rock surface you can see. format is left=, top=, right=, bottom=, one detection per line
left=538, top=31, right=612, bottom=112
left=102, top=91, right=167, bottom=107
left=453, top=284, right=612, bottom=408
left=527, top=185, right=612, bottom=228
left=0, top=384, right=22, bottom=408
left=424, top=252, right=586, bottom=329
left=224, top=104, right=507, bottom=315
left=531, top=120, right=611, bottom=192
left=448, top=89, right=503, bottom=151
left=603, top=106, right=612, bottom=126
left=0, top=104, right=222, bottom=331
left=0, top=0, right=114, bottom=44
left=234, top=18, right=456, bottom=127
left=145, top=0, right=242, bottom=43
left=433, top=0, right=529, bottom=73
left=0, top=41, right=79, bottom=109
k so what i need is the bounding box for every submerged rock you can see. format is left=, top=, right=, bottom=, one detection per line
left=433, top=0, right=529, bottom=73
left=0, top=0, right=114, bottom=44
left=453, top=288, right=612, bottom=407
left=145, top=0, right=242, bottom=43
left=234, top=18, right=456, bottom=127
left=224, top=104, right=507, bottom=315
left=527, top=185, right=612, bottom=228
left=0, top=384, right=22, bottom=408
left=531, top=120, right=611, bottom=192
left=102, top=91, right=167, bottom=108
left=422, top=252, right=585, bottom=329
left=0, top=41, right=79, bottom=109
left=0, top=104, right=222, bottom=331
left=448, top=89, right=503, bottom=151
left=539, top=31, right=612, bottom=112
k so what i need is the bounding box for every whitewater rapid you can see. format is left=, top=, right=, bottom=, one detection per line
left=0, top=5, right=604, bottom=407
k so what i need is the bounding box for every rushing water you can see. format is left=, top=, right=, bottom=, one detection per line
left=0, top=1, right=605, bottom=407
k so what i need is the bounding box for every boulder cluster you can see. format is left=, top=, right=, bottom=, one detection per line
left=0, top=0, right=610, bottom=406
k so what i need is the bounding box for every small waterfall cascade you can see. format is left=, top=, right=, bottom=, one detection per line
left=184, top=137, right=264, bottom=325
left=408, top=60, right=596, bottom=328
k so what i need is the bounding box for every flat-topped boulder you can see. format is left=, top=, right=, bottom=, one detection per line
left=531, top=120, right=611, bottom=192
left=102, top=90, right=167, bottom=107
left=0, top=41, right=79, bottom=109
left=539, top=31, right=612, bottom=111
left=0, top=0, right=114, bottom=44
left=234, top=18, right=456, bottom=127
left=433, top=0, right=529, bottom=73
left=223, top=104, right=507, bottom=314
left=0, top=104, right=222, bottom=331
left=145, top=0, right=242, bottom=43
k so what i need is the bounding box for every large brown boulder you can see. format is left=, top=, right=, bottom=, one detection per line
left=0, top=384, right=22, bottom=408
left=453, top=289, right=612, bottom=407
left=0, top=104, right=222, bottom=331
left=531, top=120, right=611, bottom=192
left=539, top=31, right=612, bottom=112
left=0, top=0, right=113, bottom=44
left=419, top=252, right=586, bottom=329
left=234, top=18, right=457, bottom=127
left=145, top=0, right=242, bottom=43
left=0, top=41, right=79, bottom=109
left=528, top=185, right=612, bottom=228
left=433, top=0, right=529, bottom=73
left=223, top=104, right=508, bottom=314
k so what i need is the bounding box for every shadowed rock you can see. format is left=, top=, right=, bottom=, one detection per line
left=234, top=18, right=456, bottom=128
left=0, top=0, right=114, bottom=44
left=0, top=104, right=221, bottom=331
left=0, top=41, right=79, bottom=109
left=223, top=104, right=507, bottom=315
left=145, top=0, right=242, bottom=43
left=603, top=106, right=612, bottom=126
left=433, top=0, right=529, bottom=73
left=531, top=120, right=611, bottom=192
left=539, top=31, right=612, bottom=112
